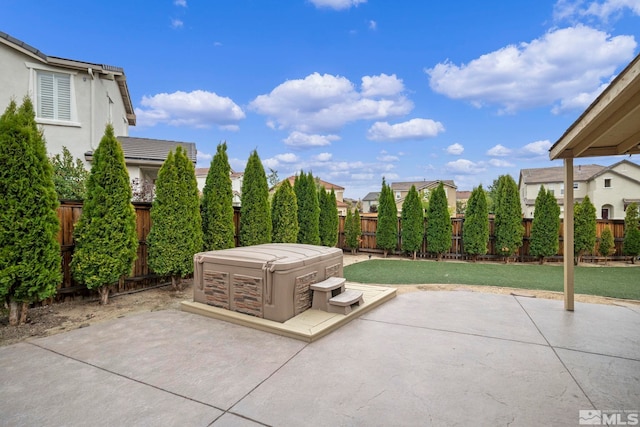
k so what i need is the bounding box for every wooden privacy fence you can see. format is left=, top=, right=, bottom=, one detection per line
left=56, top=201, right=628, bottom=298
left=339, top=216, right=628, bottom=262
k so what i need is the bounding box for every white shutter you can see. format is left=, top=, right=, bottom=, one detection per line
left=55, top=74, right=71, bottom=120
left=38, top=72, right=54, bottom=119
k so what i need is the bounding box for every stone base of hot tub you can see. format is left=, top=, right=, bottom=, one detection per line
left=181, top=283, right=396, bottom=342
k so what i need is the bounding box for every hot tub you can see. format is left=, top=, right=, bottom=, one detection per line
left=193, top=243, right=344, bottom=323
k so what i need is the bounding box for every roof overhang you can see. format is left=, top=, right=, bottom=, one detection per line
left=549, top=53, right=640, bottom=160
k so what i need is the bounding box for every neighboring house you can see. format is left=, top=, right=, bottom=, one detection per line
left=0, top=31, right=192, bottom=185
left=455, top=190, right=472, bottom=215
left=362, top=192, right=380, bottom=213
left=195, top=168, right=243, bottom=206
left=273, top=176, right=348, bottom=216
left=391, top=180, right=457, bottom=215
left=518, top=159, right=640, bottom=219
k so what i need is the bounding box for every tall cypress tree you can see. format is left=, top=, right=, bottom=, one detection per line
left=72, top=124, right=138, bottom=304
left=319, top=188, right=339, bottom=247
left=463, top=185, right=489, bottom=262
left=240, top=150, right=271, bottom=246
left=201, top=142, right=235, bottom=250
left=529, top=185, right=560, bottom=264
left=148, top=147, right=203, bottom=290
left=623, top=202, right=640, bottom=264
left=494, top=174, right=524, bottom=262
left=376, top=178, right=398, bottom=257
left=574, top=195, right=597, bottom=265
left=426, top=182, right=452, bottom=261
left=272, top=179, right=299, bottom=243
left=598, top=226, right=615, bottom=263
left=401, top=185, right=424, bottom=260
left=294, top=171, right=320, bottom=245
left=0, top=98, right=61, bottom=325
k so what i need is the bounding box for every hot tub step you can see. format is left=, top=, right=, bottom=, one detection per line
left=328, top=289, right=364, bottom=315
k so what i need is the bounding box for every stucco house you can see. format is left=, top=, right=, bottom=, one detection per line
left=518, top=159, right=640, bottom=219
left=361, top=191, right=380, bottom=213
left=391, top=180, right=457, bottom=215
left=0, top=31, right=194, bottom=186
left=195, top=168, right=244, bottom=206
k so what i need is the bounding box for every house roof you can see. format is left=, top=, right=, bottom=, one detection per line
left=549, top=52, right=640, bottom=160
left=391, top=180, right=456, bottom=192
left=0, top=31, right=136, bottom=126
left=520, top=164, right=605, bottom=184
left=362, top=192, right=380, bottom=201
left=278, top=176, right=345, bottom=191
left=105, top=137, right=197, bottom=165
left=456, top=191, right=472, bottom=200
left=195, top=167, right=242, bottom=178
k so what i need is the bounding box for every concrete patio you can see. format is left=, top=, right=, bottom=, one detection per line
left=1, top=290, right=639, bottom=426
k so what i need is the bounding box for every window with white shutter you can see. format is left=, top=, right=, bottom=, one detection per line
left=37, top=71, right=71, bottom=121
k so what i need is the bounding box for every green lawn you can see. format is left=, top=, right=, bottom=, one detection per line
left=344, top=259, right=640, bottom=300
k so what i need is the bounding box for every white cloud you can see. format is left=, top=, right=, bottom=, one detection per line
left=174, top=0, right=187, bottom=6
left=377, top=153, right=399, bottom=162
left=487, top=144, right=512, bottom=157
left=314, top=152, right=333, bottom=162
left=367, top=118, right=445, bottom=141
left=170, top=19, right=184, bottom=29
left=135, top=90, right=245, bottom=128
left=309, top=0, right=366, bottom=10
left=369, top=20, right=377, bottom=30
left=426, top=25, right=636, bottom=113
left=250, top=72, right=412, bottom=133
left=283, top=131, right=340, bottom=148
left=262, top=153, right=299, bottom=170
left=351, top=173, right=375, bottom=180
left=446, top=143, right=464, bottom=155
left=445, top=159, right=487, bottom=174
left=361, top=74, right=404, bottom=97
left=555, top=0, right=640, bottom=21
left=197, top=151, right=212, bottom=163
left=489, top=158, right=515, bottom=167
left=520, top=140, right=552, bottom=157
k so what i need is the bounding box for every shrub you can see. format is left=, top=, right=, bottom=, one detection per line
left=463, top=185, right=489, bottom=261
left=574, top=195, right=596, bottom=264
left=425, top=182, right=452, bottom=261
left=294, top=171, right=320, bottom=245
left=272, top=179, right=299, bottom=243
left=319, top=188, right=339, bottom=247
left=201, top=142, right=235, bottom=250
left=50, top=146, right=89, bottom=200
left=0, top=98, right=61, bottom=325
left=599, top=226, right=615, bottom=263
left=240, top=150, right=271, bottom=246
left=494, top=175, right=524, bottom=261
left=147, top=147, right=203, bottom=290
left=529, top=185, right=561, bottom=263
left=376, top=178, right=397, bottom=257
left=71, top=124, right=138, bottom=304
left=401, top=185, right=424, bottom=260
left=623, top=202, right=640, bottom=264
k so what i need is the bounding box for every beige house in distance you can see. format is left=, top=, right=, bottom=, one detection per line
left=273, top=176, right=348, bottom=216
left=391, top=180, right=457, bottom=215
left=195, top=168, right=244, bottom=207
left=518, top=159, right=640, bottom=219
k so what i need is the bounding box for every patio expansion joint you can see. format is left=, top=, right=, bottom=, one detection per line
left=513, top=296, right=598, bottom=410
left=26, top=341, right=226, bottom=417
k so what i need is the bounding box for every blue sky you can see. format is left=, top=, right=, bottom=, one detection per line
left=2, top=0, right=640, bottom=198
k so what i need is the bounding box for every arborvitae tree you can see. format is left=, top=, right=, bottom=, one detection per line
left=401, top=185, right=424, bottom=260
left=71, top=124, right=138, bottom=305
left=344, top=207, right=361, bottom=254
left=201, top=142, right=235, bottom=250
left=623, top=202, right=640, bottom=264
left=240, top=150, right=271, bottom=246
left=574, top=195, right=597, bottom=265
left=376, top=178, right=398, bottom=257
left=294, top=171, right=321, bottom=245
left=50, top=146, right=89, bottom=200
left=494, top=174, right=524, bottom=262
left=529, top=185, right=561, bottom=264
left=463, top=185, right=489, bottom=262
left=598, top=226, right=615, bottom=263
left=271, top=179, right=299, bottom=243
left=0, top=98, right=61, bottom=325
left=426, top=182, right=452, bottom=261
left=319, top=188, right=339, bottom=247
left=147, top=147, right=203, bottom=290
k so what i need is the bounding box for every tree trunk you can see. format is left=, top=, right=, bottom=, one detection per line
left=171, top=275, right=181, bottom=291
left=632, top=256, right=637, bottom=265
left=383, top=249, right=388, bottom=258
left=98, top=286, right=110, bottom=305
left=412, top=250, right=416, bottom=261
left=19, top=302, right=29, bottom=324
left=539, top=256, right=545, bottom=265
left=9, top=299, right=19, bottom=326
left=437, top=253, right=442, bottom=262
